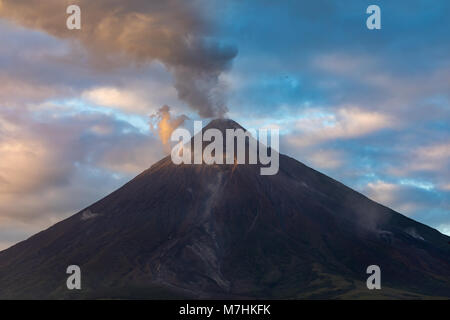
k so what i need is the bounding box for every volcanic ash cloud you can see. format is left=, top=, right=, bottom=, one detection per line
left=0, top=0, right=237, bottom=118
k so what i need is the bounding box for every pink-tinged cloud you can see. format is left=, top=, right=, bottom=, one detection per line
left=0, top=106, right=164, bottom=249
left=287, top=107, right=392, bottom=147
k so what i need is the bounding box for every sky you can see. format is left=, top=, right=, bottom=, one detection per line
left=0, top=0, right=449, bottom=250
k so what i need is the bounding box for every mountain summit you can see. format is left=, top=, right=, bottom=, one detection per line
left=204, top=118, right=245, bottom=132
left=0, top=119, right=449, bottom=299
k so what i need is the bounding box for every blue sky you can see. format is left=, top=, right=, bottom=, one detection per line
left=0, top=0, right=448, bottom=249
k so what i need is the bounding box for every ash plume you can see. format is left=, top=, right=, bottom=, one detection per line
left=149, top=105, right=188, bottom=152
left=0, top=0, right=237, bottom=117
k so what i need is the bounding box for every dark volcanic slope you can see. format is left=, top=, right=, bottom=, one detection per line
left=0, top=119, right=449, bottom=299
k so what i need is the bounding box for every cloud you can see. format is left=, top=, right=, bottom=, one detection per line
left=0, top=110, right=71, bottom=194
left=412, top=143, right=450, bottom=172
left=386, top=143, right=450, bottom=190
left=0, top=20, right=189, bottom=116
left=365, top=181, right=404, bottom=211
left=0, top=0, right=237, bottom=117
left=363, top=180, right=448, bottom=221
left=287, top=107, right=392, bottom=147
left=306, top=149, right=344, bottom=169
left=313, top=53, right=374, bottom=75
left=437, top=224, right=450, bottom=236
left=82, top=87, right=153, bottom=115
left=0, top=105, right=163, bottom=249
left=0, top=75, right=62, bottom=106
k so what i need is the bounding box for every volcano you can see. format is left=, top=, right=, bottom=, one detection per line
left=0, top=119, right=449, bottom=299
